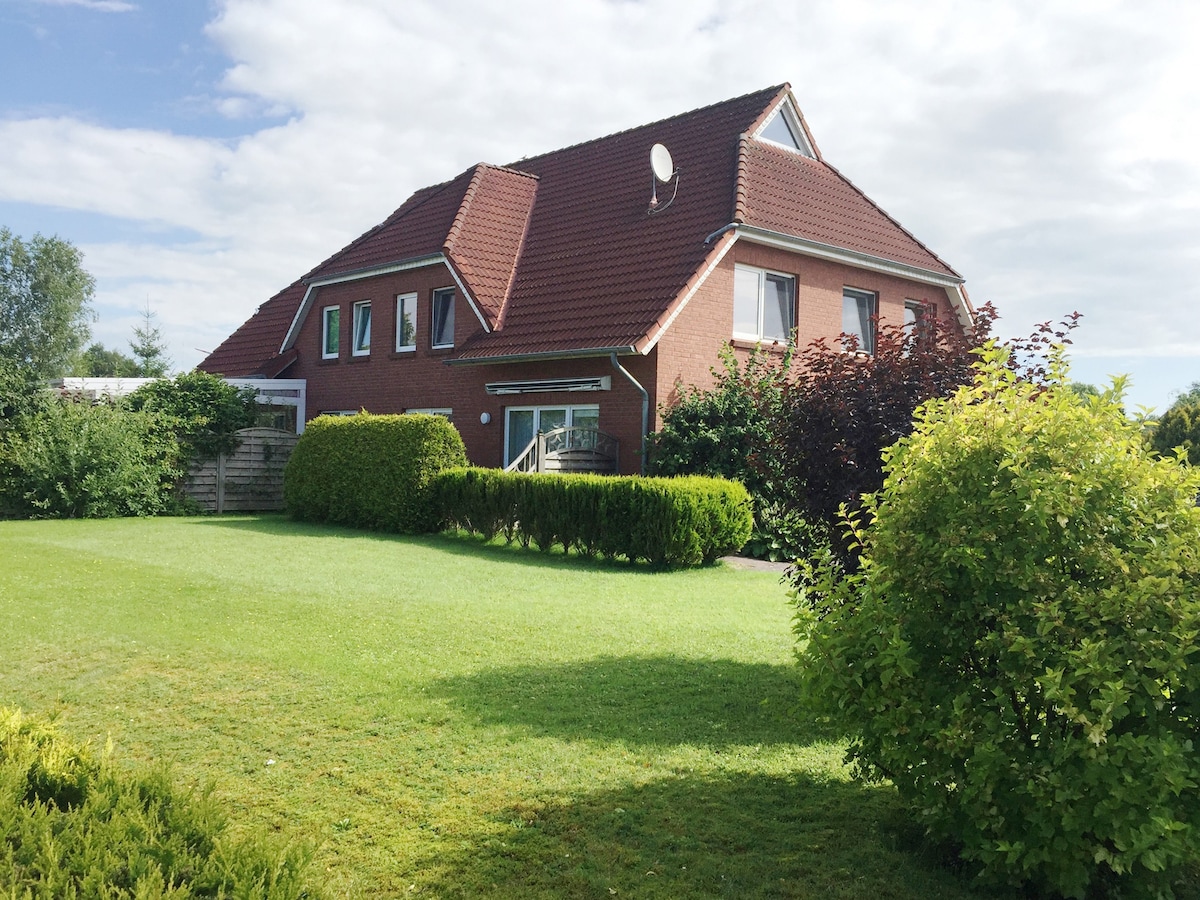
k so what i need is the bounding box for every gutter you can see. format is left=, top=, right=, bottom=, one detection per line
left=611, top=353, right=649, bottom=476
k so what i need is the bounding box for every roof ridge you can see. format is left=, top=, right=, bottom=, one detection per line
left=733, top=133, right=751, bottom=223
left=505, top=83, right=787, bottom=170
left=495, top=181, right=538, bottom=332
left=820, top=160, right=963, bottom=280
left=443, top=164, right=487, bottom=256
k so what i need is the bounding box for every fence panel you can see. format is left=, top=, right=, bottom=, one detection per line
left=184, top=427, right=298, bottom=513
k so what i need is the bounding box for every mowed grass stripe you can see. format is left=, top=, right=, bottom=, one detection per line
left=0, top=516, right=1007, bottom=899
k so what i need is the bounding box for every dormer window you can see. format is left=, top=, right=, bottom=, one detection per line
left=352, top=300, right=371, bottom=356
left=432, top=287, right=455, bottom=349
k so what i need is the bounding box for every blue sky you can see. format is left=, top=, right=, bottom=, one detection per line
left=1, top=0, right=1198, bottom=411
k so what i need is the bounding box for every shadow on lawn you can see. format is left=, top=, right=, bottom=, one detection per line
left=412, top=769, right=1001, bottom=900
left=429, top=655, right=833, bottom=748
left=185, top=515, right=749, bottom=576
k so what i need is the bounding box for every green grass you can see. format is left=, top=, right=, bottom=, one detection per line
left=0, top=515, right=1006, bottom=899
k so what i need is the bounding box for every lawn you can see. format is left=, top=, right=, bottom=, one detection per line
left=1, top=515, right=1006, bottom=899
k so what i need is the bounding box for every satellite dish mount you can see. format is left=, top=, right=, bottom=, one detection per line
left=648, top=143, right=679, bottom=215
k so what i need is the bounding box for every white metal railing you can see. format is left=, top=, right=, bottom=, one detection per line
left=503, top=427, right=619, bottom=474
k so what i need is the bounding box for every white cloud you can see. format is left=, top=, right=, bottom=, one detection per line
left=2, top=0, right=1198, bottom=409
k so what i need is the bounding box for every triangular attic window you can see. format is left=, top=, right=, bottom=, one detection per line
left=757, top=105, right=814, bottom=157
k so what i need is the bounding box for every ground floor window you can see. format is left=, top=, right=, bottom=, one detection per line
left=504, top=404, right=599, bottom=467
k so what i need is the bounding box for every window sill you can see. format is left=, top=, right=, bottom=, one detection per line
left=391, top=348, right=416, bottom=359
left=318, top=356, right=340, bottom=365
left=348, top=354, right=371, bottom=363
left=730, top=338, right=790, bottom=354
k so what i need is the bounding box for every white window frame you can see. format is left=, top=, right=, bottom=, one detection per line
left=431, top=287, right=455, bottom=349
left=351, top=300, right=371, bottom=356
left=733, top=264, right=796, bottom=343
left=321, top=305, right=340, bottom=359
left=503, top=404, right=600, bottom=467
left=843, top=287, right=877, bottom=354
left=395, top=292, right=417, bottom=352
left=406, top=408, right=452, bottom=418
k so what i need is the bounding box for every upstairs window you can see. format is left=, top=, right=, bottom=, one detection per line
left=733, top=265, right=795, bottom=343
left=352, top=300, right=371, bottom=356
left=396, top=293, right=417, bottom=352
left=432, top=288, right=455, bottom=349
left=904, top=299, right=937, bottom=341
left=321, top=306, right=340, bottom=359
left=842, top=288, right=877, bottom=354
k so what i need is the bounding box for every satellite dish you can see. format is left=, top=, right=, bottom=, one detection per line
left=648, top=143, right=680, bottom=214
left=650, top=143, right=674, bottom=183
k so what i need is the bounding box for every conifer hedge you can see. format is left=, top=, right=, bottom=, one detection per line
left=434, top=467, right=752, bottom=567
left=283, top=413, right=468, bottom=533
left=0, top=707, right=321, bottom=898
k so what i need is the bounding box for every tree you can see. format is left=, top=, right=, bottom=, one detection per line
left=0, top=228, right=95, bottom=380
left=75, top=342, right=140, bottom=378
left=1150, top=400, right=1200, bottom=466
left=794, top=347, right=1200, bottom=897
left=1169, top=380, right=1200, bottom=409
left=126, top=371, right=258, bottom=466
left=129, top=301, right=171, bottom=377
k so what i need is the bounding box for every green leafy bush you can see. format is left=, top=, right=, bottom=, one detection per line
left=284, top=412, right=468, bottom=533
left=435, top=468, right=753, bottom=567
left=793, top=347, right=1200, bottom=898
left=127, top=370, right=258, bottom=464
left=0, top=397, right=180, bottom=518
left=0, top=707, right=322, bottom=898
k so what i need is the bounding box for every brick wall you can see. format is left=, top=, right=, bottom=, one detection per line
left=289, top=248, right=963, bottom=475
left=653, top=241, right=965, bottom=414
left=289, top=262, right=655, bottom=473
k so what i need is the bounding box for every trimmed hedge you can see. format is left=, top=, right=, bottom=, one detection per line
left=0, top=707, right=321, bottom=898
left=434, top=467, right=753, bottom=567
left=284, top=413, right=468, bottom=533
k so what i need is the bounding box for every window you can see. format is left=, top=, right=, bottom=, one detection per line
left=395, top=293, right=417, bottom=352
left=432, top=288, right=455, bottom=348
left=504, top=405, right=599, bottom=467
left=352, top=301, right=371, bottom=356
left=321, top=306, right=340, bottom=359
left=406, top=408, right=452, bottom=418
left=733, top=265, right=795, bottom=343
left=903, top=299, right=937, bottom=341
left=842, top=288, right=877, bottom=354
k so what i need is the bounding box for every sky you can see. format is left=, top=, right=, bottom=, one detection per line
left=1, top=0, right=1198, bottom=412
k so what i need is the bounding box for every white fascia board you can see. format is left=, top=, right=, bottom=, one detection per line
left=442, top=257, right=492, bottom=333
left=734, top=226, right=974, bottom=330
left=641, top=231, right=739, bottom=355
left=279, top=253, right=489, bottom=353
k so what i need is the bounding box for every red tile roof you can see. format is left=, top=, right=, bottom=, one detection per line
left=736, top=138, right=959, bottom=278
left=199, top=84, right=964, bottom=376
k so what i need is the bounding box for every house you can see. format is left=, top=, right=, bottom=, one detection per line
left=199, top=84, right=972, bottom=474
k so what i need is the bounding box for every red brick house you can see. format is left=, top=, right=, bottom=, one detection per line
left=199, top=84, right=972, bottom=474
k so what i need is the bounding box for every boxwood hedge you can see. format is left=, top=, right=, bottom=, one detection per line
left=434, top=467, right=753, bottom=567
left=284, top=413, right=467, bottom=533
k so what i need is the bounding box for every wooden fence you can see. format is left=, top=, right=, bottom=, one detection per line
left=183, top=427, right=298, bottom=513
